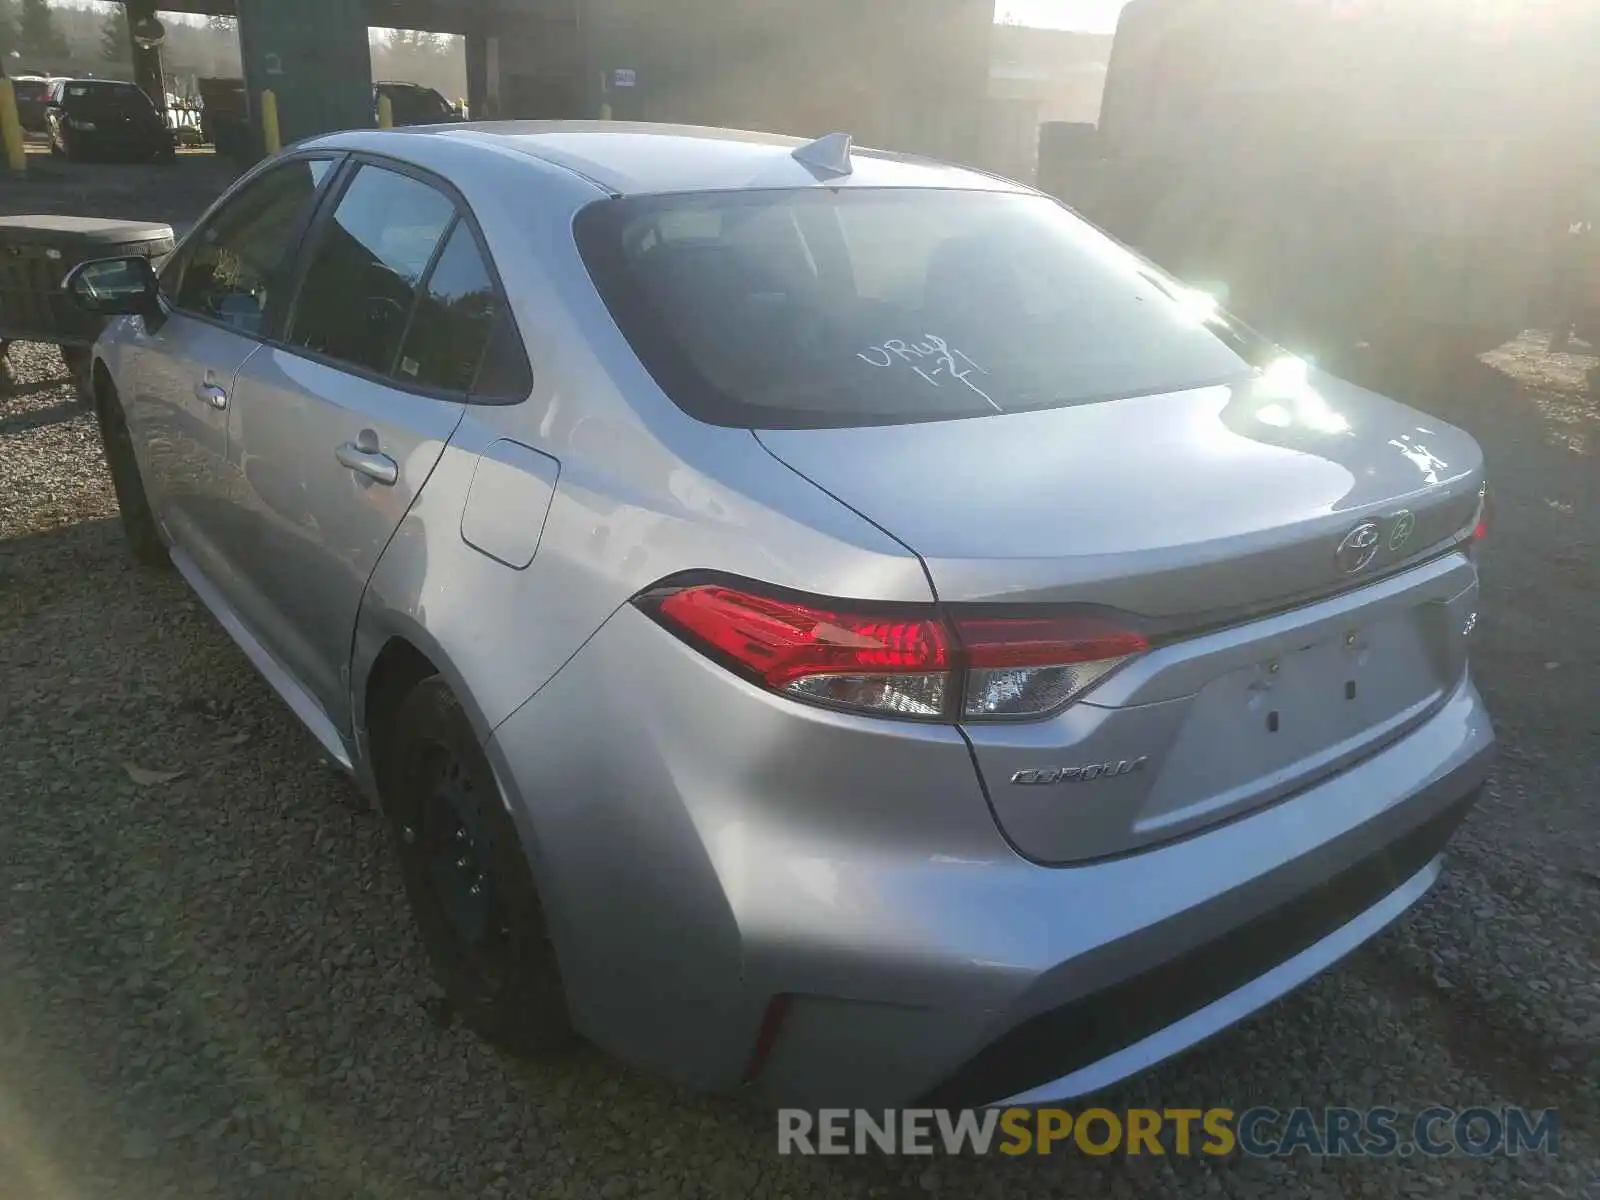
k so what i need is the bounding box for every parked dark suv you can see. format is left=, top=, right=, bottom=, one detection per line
left=46, top=79, right=175, bottom=163
left=374, top=81, right=462, bottom=127
left=11, top=75, right=53, bottom=135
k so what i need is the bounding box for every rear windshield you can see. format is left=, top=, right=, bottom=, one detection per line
left=574, top=188, right=1265, bottom=429
left=384, top=85, right=453, bottom=123
left=14, top=80, right=50, bottom=102
left=62, top=82, right=153, bottom=113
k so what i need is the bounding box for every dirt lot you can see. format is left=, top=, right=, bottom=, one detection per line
left=1, top=160, right=1597, bottom=1200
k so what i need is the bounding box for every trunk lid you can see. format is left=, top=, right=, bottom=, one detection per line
left=755, top=371, right=1483, bottom=615
left=757, top=371, right=1486, bottom=862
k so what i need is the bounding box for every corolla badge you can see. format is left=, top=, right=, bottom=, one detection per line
left=1336, top=520, right=1382, bottom=574
left=1012, top=757, right=1149, bottom=785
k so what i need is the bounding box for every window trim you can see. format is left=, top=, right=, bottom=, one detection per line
left=158, top=150, right=348, bottom=340
left=274, top=150, right=533, bottom=406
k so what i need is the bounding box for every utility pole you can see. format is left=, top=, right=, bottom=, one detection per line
left=124, top=0, right=166, bottom=118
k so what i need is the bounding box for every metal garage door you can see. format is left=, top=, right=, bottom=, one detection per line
left=236, top=0, right=374, bottom=145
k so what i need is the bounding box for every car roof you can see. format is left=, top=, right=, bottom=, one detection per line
left=306, top=121, right=1029, bottom=198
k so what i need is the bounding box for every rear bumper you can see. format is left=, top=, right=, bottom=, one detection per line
left=72, top=130, right=171, bottom=156
left=486, top=605, right=1494, bottom=1107
left=930, top=783, right=1476, bottom=1107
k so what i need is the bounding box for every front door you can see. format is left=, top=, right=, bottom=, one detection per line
left=129, top=312, right=258, bottom=574
left=130, top=154, right=340, bottom=583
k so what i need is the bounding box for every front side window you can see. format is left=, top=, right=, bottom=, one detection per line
left=288, top=164, right=456, bottom=376
left=169, top=157, right=335, bottom=335
left=575, top=188, right=1267, bottom=429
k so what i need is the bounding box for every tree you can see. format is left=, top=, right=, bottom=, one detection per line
left=100, top=3, right=130, bottom=63
left=16, top=0, right=66, bottom=60
left=206, top=15, right=235, bottom=35
left=379, top=27, right=448, bottom=66
left=0, top=0, right=19, bottom=67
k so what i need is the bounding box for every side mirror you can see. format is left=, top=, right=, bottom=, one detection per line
left=64, top=255, right=161, bottom=318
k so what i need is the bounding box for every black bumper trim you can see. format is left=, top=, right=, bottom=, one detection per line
left=921, top=787, right=1481, bottom=1109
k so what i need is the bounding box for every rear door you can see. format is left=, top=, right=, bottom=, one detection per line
left=220, top=159, right=521, bottom=732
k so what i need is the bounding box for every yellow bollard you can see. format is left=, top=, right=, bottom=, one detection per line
left=378, top=94, right=394, bottom=130
left=261, top=88, right=281, bottom=155
left=0, top=79, right=27, bottom=173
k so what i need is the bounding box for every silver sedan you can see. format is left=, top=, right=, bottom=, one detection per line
left=67, top=122, right=1495, bottom=1108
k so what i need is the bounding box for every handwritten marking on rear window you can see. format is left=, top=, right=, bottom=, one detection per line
left=857, top=335, right=1001, bottom=412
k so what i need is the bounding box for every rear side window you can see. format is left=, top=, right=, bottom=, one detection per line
left=289, top=164, right=455, bottom=376
left=395, top=222, right=500, bottom=392
left=287, top=162, right=531, bottom=399
left=575, top=188, right=1264, bottom=429
left=63, top=82, right=151, bottom=113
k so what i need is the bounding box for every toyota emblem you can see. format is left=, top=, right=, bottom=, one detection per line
left=1336, top=521, right=1382, bottom=574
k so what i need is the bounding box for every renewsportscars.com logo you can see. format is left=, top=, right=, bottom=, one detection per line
left=778, top=1107, right=1561, bottom=1158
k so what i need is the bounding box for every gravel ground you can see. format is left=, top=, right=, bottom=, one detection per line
left=1, top=162, right=1597, bottom=1199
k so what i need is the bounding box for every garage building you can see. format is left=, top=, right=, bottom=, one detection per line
left=118, top=0, right=993, bottom=162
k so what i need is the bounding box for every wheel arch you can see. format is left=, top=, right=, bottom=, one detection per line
left=350, top=607, right=489, bottom=788
left=349, top=601, right=581, bottom=989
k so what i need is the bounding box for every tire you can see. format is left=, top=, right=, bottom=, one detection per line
left=61, top=345, right=92, bottom=392
left=91, top=373, right=169, bottom=569
left=382, top=678, right=573, bottom=1054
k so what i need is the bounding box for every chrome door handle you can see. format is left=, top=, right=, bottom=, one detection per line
left=335, top=441, right=399, bottom=486
left=194, top=381, right=228, bottom=410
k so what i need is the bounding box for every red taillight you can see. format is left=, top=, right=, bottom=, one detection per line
left=1465, top=483, right=1490, bottom=557
left=641, top=581, right=1146, bottom=722
left=652, top=585, right=953, bottom=717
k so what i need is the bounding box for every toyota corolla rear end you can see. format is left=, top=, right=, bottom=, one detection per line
left=488, top=171, right=1495, bottom=1107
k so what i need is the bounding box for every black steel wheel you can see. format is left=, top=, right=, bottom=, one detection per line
left=383, top=678, right=572, bottom=1054
left=91, top=374, right=169, bottom=569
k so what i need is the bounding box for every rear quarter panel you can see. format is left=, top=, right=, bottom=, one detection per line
left=348, top=142, right=933, bottom=747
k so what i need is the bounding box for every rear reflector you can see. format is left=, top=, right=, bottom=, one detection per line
left=954, top=613, right=1150, bottom=719
left=639, top=580, right=1146, bottom=723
